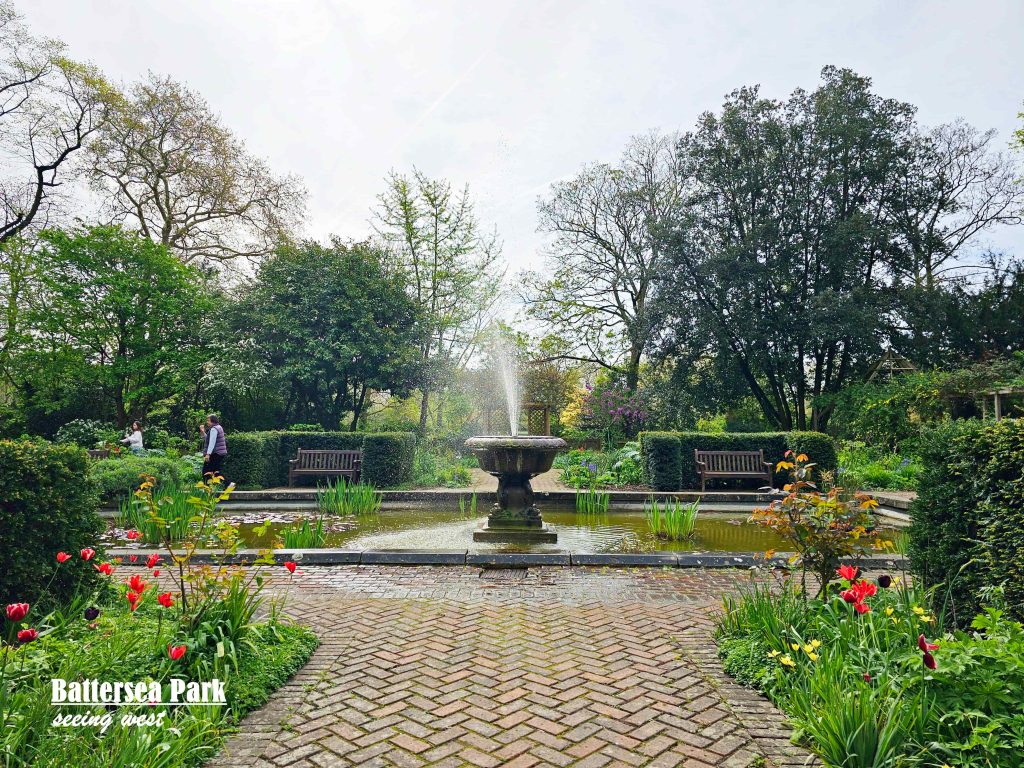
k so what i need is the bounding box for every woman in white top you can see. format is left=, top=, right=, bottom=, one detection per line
left=121, top=421, right=144, bottom=454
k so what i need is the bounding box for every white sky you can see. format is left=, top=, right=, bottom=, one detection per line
left=21, top=0, right=1024, bottom=276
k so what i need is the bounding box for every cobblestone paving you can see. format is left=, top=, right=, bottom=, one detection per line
left=206, top=566, right=814, bottom=768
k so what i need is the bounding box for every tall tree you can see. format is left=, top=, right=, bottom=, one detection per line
left=88, top=73, right=305, bottom=266
left=29, top=226, right=208, bottom=427
left=373, top=169, right=502, bottom=433
left=522, top=132, right=684, bottom=390
left=662, top=67, right=917, bottom=431
left=227, top=239, right=425, bottom=430
left=0, top=2, right=107, bottom=244
left=0, top=236, right=35, bottom=391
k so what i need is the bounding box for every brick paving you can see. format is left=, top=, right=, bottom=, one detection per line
left=205, top=566, right=813, bottom=768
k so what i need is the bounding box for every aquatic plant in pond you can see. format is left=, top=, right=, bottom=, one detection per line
left=458, top=492, right=478, bottom=518
left=117, top=483, right=197, bottom=544
left=280, top=514, right=327, bottom=548
left=645, top=497, right=699, bottom=540
left=316, top=480, right=381, bottom=516
left=576, top=486, right=610, bottom=516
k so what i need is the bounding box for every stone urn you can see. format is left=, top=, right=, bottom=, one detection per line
left=465, top=435, right=567, bottom=543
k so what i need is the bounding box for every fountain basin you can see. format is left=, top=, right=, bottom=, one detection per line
left=466, top=435, right=567, bottom=543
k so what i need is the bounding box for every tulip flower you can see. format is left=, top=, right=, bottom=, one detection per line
left=876, top=574, right=892, bottom=589
left=863, top=673, right=872, bottom=683
left=836, top=564, right=859, bottom=582
left=157, top=592, right=174, bottom=608
left=129, top=555, right=138, bottom=563
left=152, top=569, right=160, bottom=577
left=127, top=574, right=148, bottom=594
left=5, top=603, right=29, bottom=622
left=125, top=591, right=140, bottom=611
left=80, top=548, right=96, bottom=561
left=17, top=628, right=38, bottom=644
left=56, top=552, right=71, bottom=564
left=167, top=644, right=187, bottom=661
left=854, top=602, right=871, bottom=614
left=922, top=651, right=936, bottom=670
left=95, top=562, right=115, bottom=576
left=917, top=634, right=939, bottom=652
left=284, top=561, right=297, bottom=574
left=146, top=554, right=160, bottom=569
left=83, top=607, right=100, bottom=621
left=125, top=529, right=142, bottom=541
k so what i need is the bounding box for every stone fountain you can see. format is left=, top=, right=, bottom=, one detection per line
left=466, top=435, right=566, bottom=543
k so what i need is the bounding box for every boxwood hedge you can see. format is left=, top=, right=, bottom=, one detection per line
left=0, top=439, right=105, bottom=606
left=225, top=430, right=415, bottom=489
left=638, top=430, right=837, bottom=490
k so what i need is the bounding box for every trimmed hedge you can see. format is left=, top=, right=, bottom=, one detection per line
left=909, top=419, right=1024, bottom=626
left=0, top=440, right=105, bottom=606
left=638, top=430, right=838, bottom=490
left=90, top=454, right=196, bottom=500
left=225, top=430, right=415, bottom=489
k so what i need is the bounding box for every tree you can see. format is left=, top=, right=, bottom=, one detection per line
left=0, top=2, right=108, bottom=244
left=227, top=239, right=425, bottom=430
left=373, top=169, right=502, bottom=433
left=522, top=132, right=684, bottom=391
left=0, top=236, right=36, bottom=391
left=88, top=73, right=305, bottom=266
left=662, top=67, right=917, bottom=431
left=29, top=226, right=208, bottom=427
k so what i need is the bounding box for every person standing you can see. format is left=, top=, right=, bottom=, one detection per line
left=202, top=414, right=228, bottom=481
left=121, top=421, right=145, bottom=454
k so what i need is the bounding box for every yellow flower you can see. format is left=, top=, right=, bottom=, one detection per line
left=810, top=639, right=821, bottom=649
left=791, top=643, right=801, bottom=651
left=807, top=652, right=818, bottom=662
left=796, top=453, right=809, bottom=462
left=802, top=644, right=814, bottom=654
left=912, top=606, right=926, bottom=616
left=780, top=655, right=796, bottom=668
left=891, top=617, right=899, bottom=625
left=767, top=650, right=780, bottom=658
left=860, top=498, right=879, bottom=510
left=885, top=607, right=895, bottom=617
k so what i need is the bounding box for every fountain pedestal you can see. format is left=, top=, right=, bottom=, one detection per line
left=466, top=436, right=566, bottom=544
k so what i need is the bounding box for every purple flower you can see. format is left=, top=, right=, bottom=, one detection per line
left=587, top=463, right=598, bottom=473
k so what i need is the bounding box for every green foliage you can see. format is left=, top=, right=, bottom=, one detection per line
left=837, top=442, right=922, bottom=491
left=225, top=430, right=414, bottom=489
left=644, top=497, right=699, bottom=541
left=90, top=453, right=195, bottom=500
left=118, top=483, right=196, bottom=545
left=281, top=514, right=327, bottom=548
left=639, top=431, right=838, bottom=490
left=316, top=481, right=381, bottom=517
left=575, top=486, right=610, bottom=516
left=54, top=418, right=120, bottom=448
left=0, top=439, right=105, bottom=606
left=412, top=443, right=474, bottom=487
left=226, top=622, right=319, bottom=716
left=361, top=432, right=416, bottom=487
left=910, top=419, right=1024, bottom=626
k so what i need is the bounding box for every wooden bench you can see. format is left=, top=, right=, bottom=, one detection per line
left=87, top=449, right=111, bottom=460
left=288, top=449, right=362, bottom=487
left=694, top=449, right=772, bottom=491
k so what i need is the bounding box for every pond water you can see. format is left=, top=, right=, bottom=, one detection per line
left=227, top=506, right=899, bottom=554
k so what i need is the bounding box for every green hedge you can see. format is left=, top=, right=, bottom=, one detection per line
left=90, top=454, right=195, bottom=500
left=909, top=419, right=1024, bottom=625
left=0, top=440, right=105, bottom=606
left=638, top=430, right=837, bottom=490
left=225, top=430, right=415, bottom=489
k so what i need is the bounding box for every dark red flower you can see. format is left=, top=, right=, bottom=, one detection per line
left=167, top=644, right=187, bottom=661
left=876, top=574, right=892, bottom=589
left=917, top=634, right=939, bottom=652
left=80, top=548, right=96, bottom=561
left=83, top=607, right=100, bottom=621
left=922, top=652, right=936, bottom=670
left=284, top=561, right=297, bottom=574
left=840, top=589, right=858, bottom=603
left=5, top=603, right=29, bottom=622
left=863, top=673, right=872, bottom=683
left=56, top=552, right=71, bottom=564
left=17, top=628, right=38, bottom=643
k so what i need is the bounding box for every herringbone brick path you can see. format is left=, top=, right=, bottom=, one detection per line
left=206, top=567, right=813, bottom=768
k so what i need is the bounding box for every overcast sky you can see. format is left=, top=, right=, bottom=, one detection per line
left=21, top=0, right=1024, bottom=275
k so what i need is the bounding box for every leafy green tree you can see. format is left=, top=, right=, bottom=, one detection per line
left=28, top=226, right=208, bottom=428
left=228, top=239, right=425, bottom=430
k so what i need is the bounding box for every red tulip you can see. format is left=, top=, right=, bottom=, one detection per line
left=80, top=548, right=96, bottom=561
left=5, top=603, right=29, bottom=622
left=157, top=592, right=174, bottom=608
left=125, top=591, right=140, bottom=610
left=922, top=651, right=936, bottom=670
left=837, top=564, right=859, bottom=582
left=840, top=589, right=857, bottom=603
left=167, top=644, right=187, bottom=661
left=129, top=555, right=138, bottom=563
left=917, top=634, right=939, bottom=652
left=146, top=554, right=160, bottom=569
left=854, top=602, right=871, bottom=614
left=125, top=529, right=141, bottom=541
left=56, top=552, right=71, bottom=564
left=95, top=562, right=115, bottom=576
left=152, top=569, right=160, bottom=577
left=127, top=574, right=148, bottom=594
left=17, top=628, right=38, bottom=644
left=863, top=673, right=872, bottom=683
left=284, top=561, right=297, bottom=574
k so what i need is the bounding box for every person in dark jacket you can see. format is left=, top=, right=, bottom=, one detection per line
left=200, top=414, right=228, bottom=481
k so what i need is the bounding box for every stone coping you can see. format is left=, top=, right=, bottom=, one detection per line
left=222, top=488, right=773, bottom=503
left=106, top=547, right=906, bottom=570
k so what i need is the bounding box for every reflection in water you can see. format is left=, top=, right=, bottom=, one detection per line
left=234, top=506, right=898, bottom=554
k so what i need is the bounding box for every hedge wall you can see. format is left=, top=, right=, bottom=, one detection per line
left=638, top=431, right=838, bottom=490
left=0, top=440, right=105, bottom=606
left=909, top=419, right=1024, bottom=626
left=224, top=431, right=415, bottom=489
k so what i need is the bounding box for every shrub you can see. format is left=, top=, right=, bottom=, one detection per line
left=639, top=430, right=837, bottom=490
left=225, top=431, right=281, bottom=489
left=362, top=432, right=416, bottom=487
left=90, top=453, right=194, bottom=500
left=287, top=423, right=322, bottom=432
left=54, top=418, right=119, bottom=448
left=0, top=439, right=105, bottom=605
